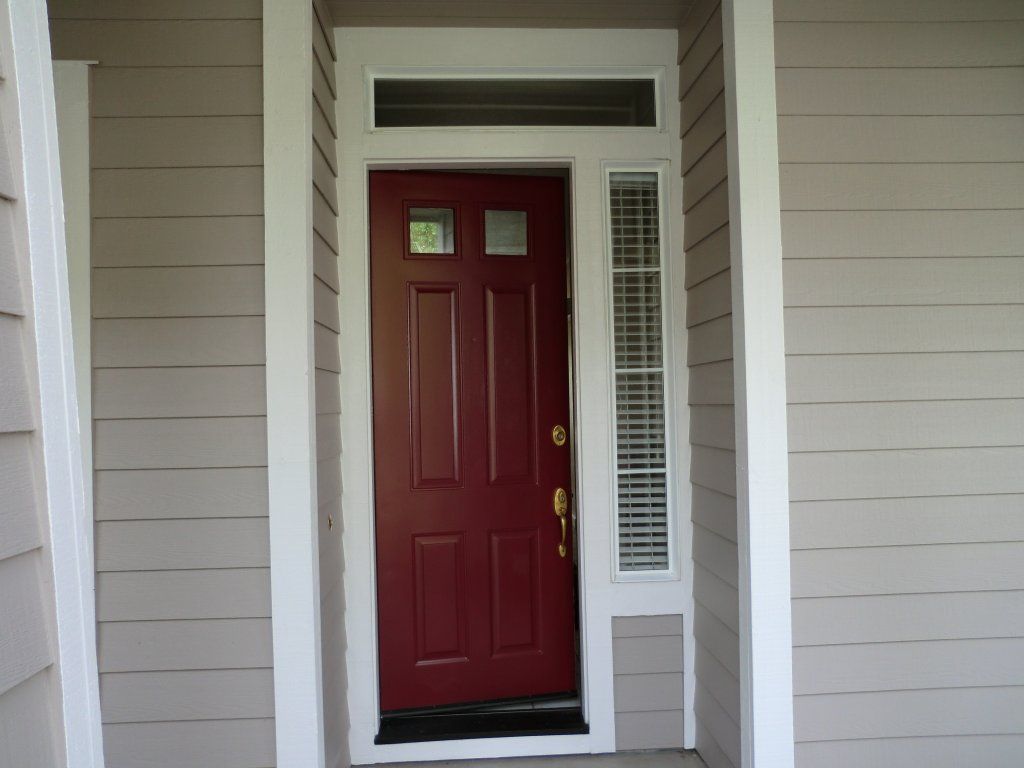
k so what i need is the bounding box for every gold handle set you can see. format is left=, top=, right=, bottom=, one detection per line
left=551, top=423, right=569, bottom=558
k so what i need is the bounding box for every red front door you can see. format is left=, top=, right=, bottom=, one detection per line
left=370, top=170, right=576, bottom=712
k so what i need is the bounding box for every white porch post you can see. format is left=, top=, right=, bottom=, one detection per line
left=721, top=1, right=796, bottom=766
left=263, top=2, right=326, bottom=767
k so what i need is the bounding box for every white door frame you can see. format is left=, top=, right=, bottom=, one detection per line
left=335, top=27, right=688, bottom=765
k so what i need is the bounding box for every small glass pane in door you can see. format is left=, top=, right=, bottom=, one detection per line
left=409, top=207, right=456, bottom=254
left=484, top=209, right=528, bottom=256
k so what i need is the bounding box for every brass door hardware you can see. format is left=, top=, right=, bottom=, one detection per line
left=553, top=487, right=568, bottom=557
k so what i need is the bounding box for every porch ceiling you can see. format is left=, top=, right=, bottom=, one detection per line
left=327, top=0, right=695, bottom=29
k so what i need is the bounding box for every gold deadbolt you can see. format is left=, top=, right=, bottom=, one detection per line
left=551, top=424, right=567, bottom=446
left=553, top=487, right=568, bottom=558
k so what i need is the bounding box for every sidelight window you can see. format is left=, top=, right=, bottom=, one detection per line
left=606, top=167, right=674, bottom=577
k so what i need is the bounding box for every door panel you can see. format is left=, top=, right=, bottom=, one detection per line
left=370, top=170, right=575, bottom=712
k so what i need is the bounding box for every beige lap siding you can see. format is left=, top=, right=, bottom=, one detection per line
left=775, top=0, right=1024, bottom=765
left=678, top=2, right=740, bottom=767
left=0, top=4, right=67, bottom=762
left=613, top=616, right=686, bottom=751
left=310, top=1, right=349, bottom=766
left=47, top=2, right=274, bottom=766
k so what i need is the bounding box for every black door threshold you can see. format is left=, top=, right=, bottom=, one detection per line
left=375, top=707, right=588, bottom=745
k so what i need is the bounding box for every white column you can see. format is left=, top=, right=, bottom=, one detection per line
left=721, top=0, right=796, bottom=766
left=263, top=2, right=325, bottom=766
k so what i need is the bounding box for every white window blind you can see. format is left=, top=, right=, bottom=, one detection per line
left=609, top=171, right=670, bottom=573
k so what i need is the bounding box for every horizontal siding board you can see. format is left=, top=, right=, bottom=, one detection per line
left=788, top=399, right=1024, bottom=452
left=95, top=467, right=267, bottom=521
left=312, top=144, right=338, bottom=213
left=785, top=306, right=1024, bottom=355
left=48, top=1, right=262, bottom=19
left=102, top=718, right=275, bottom=768
left=692, top=524, right=738, bottom=588
left=96, top=568, right=271, bottom=621
left=687, top=314, right=733, bottom=366
left=792, top=495, right=1024, bottom=550
left=794, top=687, right=1024, bottom=742
left=787, top=352, right=1024, bottom=403
left=0, top=436, right=42, bottom=560
left=314, top=324, right=341, bottom=373
left=613, top=672, right=684, bottom=713
left=312, top=62, right=337, bottom=135
left=694, top=680, right=741, bottom=767
left=695, top=721, right=735, bottom=768
left=0, top=318, right=33, bottom=433
left=774, top=0, right=1024, bottom=21
left=49, top=20, right=262, bottom=66
left=774, top=22, right=1024, bottom=68
left=93, top=416, right=268, bottom=470
left=93, top=216, right=264, bottom=267
left=683, top=182, right=729, bottom=249
left=99, top=618, right=273, bottom=672
left=93, top=167, right=263, bottom=218
left=0, top=674, right=58, bottom=768
left=794, top=638, right=1024, bottom=696
left=0, top=554, right=52, bottom=697
left=312, top=105, right=338, bottom=175
left=614, top=710, right=685, bottom=751
left=92, top=67, right=263, bottom=117
left=611, top=635, right=683, bottom=675
left=0, top=205, right=20, bottom=315
left=793, top=591, right=1024, bottom=647
left=686, top=268, right=731, bottom=327
left=678, top=5, right=722, bottom=93
left=790, top=446, right=1024, bottom=501
left=694, top=604, right=739, bottom=678
left=689, top=445, right=737, bottom=497
left=96, top=518, right=270, bottom=571
left=776, top=66, right=1024, bottom=117
left=684, top=226, right=729, bottom=289
left=612, top=614, right=683, bottom=638
left=314, top=277, right=340, bottom=332
left=779, top=116, right=1024, bottom=164
left=796, top=734, right=1024, bottom=768
left=780, top=162, right=1024, bottom=212
left=681, top=92, right=726, bottom=175
left=313, top=235, right=340, bottom=292
left=781, top=210, right=1024, bottom=260
left=93, top=366, right=266, bottom=418
left=693, top=563, right=739, bottom=634
left=683, top=139, right=727, bottom=213
left=784, top=257, right=1024, bottom=307
left=93, top=265, right=264, bottom=318
left=100, top=669, right=274, bottom=723
left=680, top=49, right=723, bottom=133
left=313, top=191, right=339, bottom=254
left=695, top=644, right=740, bottom=724
left=315, top=368, right=341, bottom=415
left=93, top=317, right=266, bottom=368
left=688, top=360, right=733, bottom=405
left=691, top=484, right=736, bottom=544
left=92, top=116, right=262, bottom=168
left=792, top=541, right=1024, bottom=598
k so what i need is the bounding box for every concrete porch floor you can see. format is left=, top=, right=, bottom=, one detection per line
left=373, top=750, right=707, bottom=768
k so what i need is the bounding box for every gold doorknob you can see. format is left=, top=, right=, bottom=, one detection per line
left=551, top=424, right=567, bottom=446
left=553, top=487, right=568, bottom=557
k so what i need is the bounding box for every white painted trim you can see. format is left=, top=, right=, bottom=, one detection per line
left=721, top=1, right=796, bottom=766
left=602, top=161, right=681, bottom=583
left=9, top=3, right=104, bottom=766
left=263, top=2, right=326, bottom=767
left=52, top=59, right=94, bottom=621
left=364, top=65, right=667, bottom=132
left=336, top=27, right=688, bottom=764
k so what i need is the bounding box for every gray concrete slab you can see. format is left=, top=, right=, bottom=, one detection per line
left=370, top=750, right=706, bottom=768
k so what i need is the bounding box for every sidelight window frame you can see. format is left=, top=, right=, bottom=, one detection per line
left=603, top=161, right=679, bottom=582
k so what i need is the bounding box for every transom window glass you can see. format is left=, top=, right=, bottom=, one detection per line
left=374, top=77, right=658, bottom=128
left=409, top=207, right=455, bottom=254
left=484, top=209, right=528, bottom=255
left=608, top=171, right=671, bottom=574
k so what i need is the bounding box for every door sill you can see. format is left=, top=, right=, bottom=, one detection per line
left=375, top=707, right=588, bottom=745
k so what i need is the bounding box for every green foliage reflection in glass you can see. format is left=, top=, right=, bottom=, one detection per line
left=408, top=207, right=455, bottom=253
